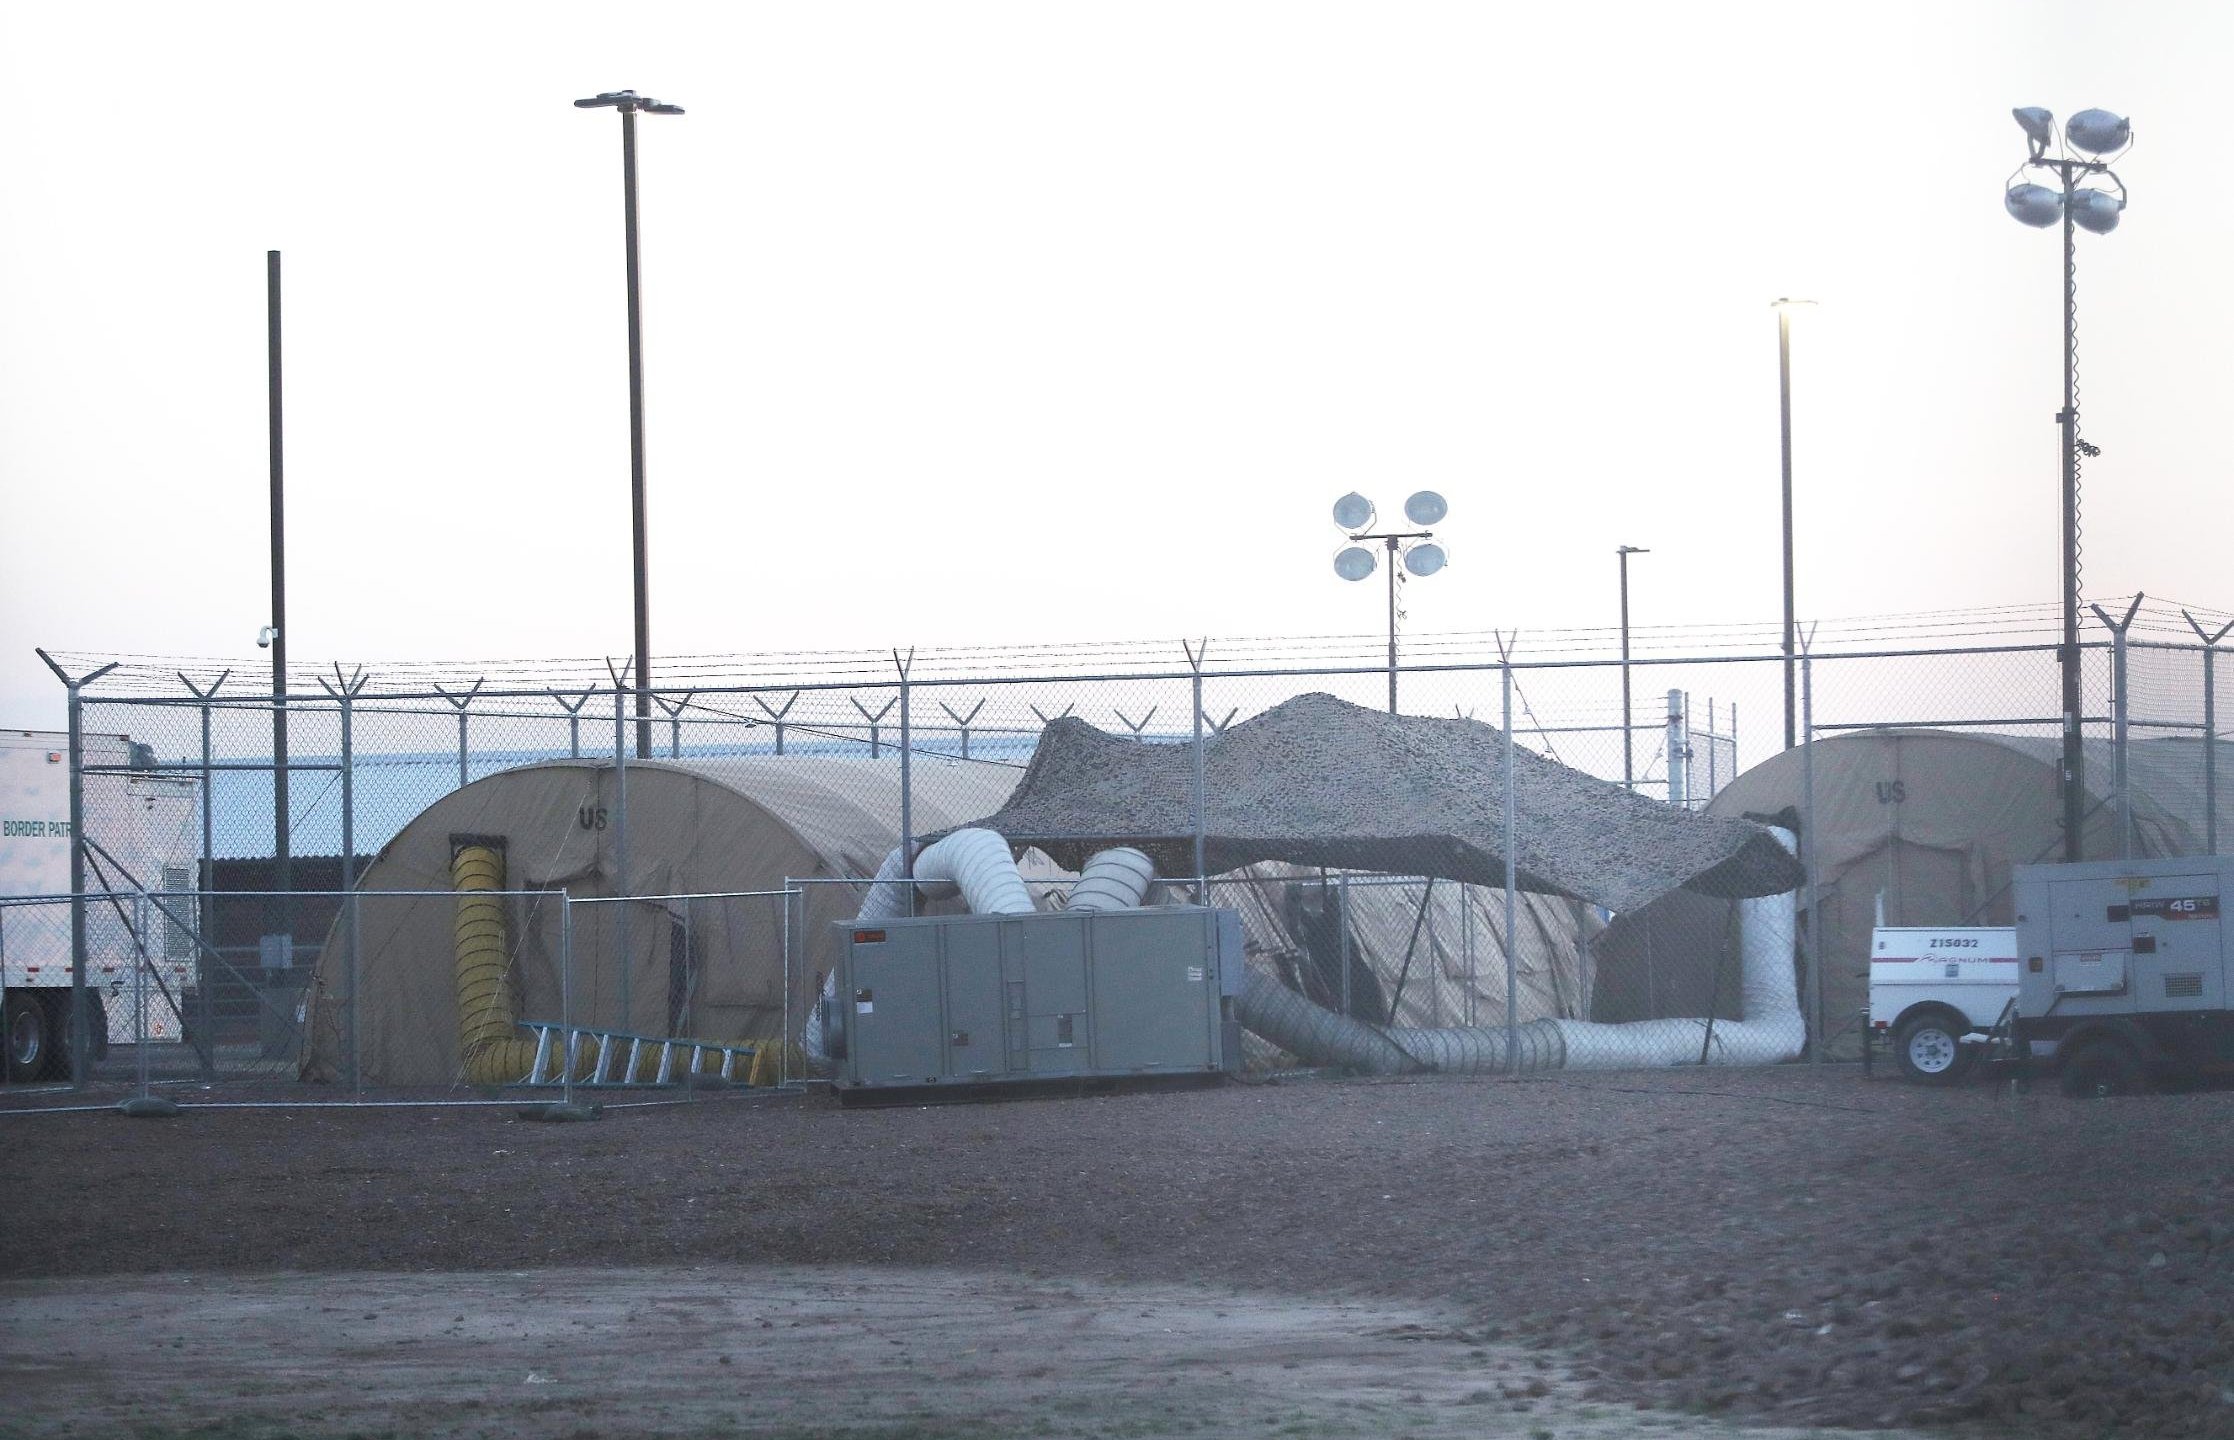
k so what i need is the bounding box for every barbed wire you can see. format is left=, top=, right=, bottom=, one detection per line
left=40, top=595, right=2213, bottom=698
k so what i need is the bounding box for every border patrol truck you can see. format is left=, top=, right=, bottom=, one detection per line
left=2, top=730, right=200, bottom=1080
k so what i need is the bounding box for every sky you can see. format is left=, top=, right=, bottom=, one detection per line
left=4, top=0, right=2228, bottom=732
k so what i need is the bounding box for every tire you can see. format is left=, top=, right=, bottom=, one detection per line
left=2060, top=1038, right=2150, bottom=1099
left=49, top=991, right=108, bottom=1081
left=1893, top=1011, right=1973, bottom=1086
left=3, top=992, right=54, bottom=1082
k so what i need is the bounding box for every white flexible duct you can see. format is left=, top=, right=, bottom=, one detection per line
left=854, top=846, right=918, bottom=923
left=1550, top=826, right=1804, bottom=1068
left=908, top=828, right=1036, bottom=916
left=1066, top=847, right=1156, bottom=911
left=1237, top=973, right=1420, bottom=1075
left=1240, top=828, right=1805, bottom=1074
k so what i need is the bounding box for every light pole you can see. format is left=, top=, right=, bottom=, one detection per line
left=575, top=89, right=684, bottom=760
left=1617, top=545, right=1648, bottom=791
left=1771, top=297, right=1815, bottom=751
left=2004, top=106, right=2131, bottom=861
left=1330, top=491, right=1449, bottom=713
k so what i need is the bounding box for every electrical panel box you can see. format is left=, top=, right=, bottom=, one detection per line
left=827, top=906, right=1244, bottom=1097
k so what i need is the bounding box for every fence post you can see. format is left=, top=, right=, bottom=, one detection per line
left=37, top=651, right=117, bottom=1089
left=609, top=662, right=632, bottom=1029
left=133, top=889, right=150, bottom=1098
left=180, top=669, right=229, bottom=1080
left=1665, top=690, right=1686, bottom=807
left=1337, top=871, right=1352, bottom=1020
left=553, top=688, right=594, bottom=760
left=436, top=679, right=484, bottom=790
left=895, top=652, right=914, bottom=914
left=561, top=892, right=576, bottom=1109
left=1500, top=639, right=1519, bottom=1074
left=1186, top=641, right=1208, bottom=892
left=756, top=693, right=798, bottom=756
left=2090, top=597, right=2143, bottom=860
left=1802, top=636, right=1821, bottom=1065
left=324, top=668, right=368, bottom=1091
left=2187, top=612, right=2233, bottom=857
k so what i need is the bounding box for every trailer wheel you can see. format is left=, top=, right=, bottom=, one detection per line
left=1893, top=1011, right=1972, bottom=1085
left=48, top=992, right=108, bottom=1081
left=2061, top=1038, right=2149, bottom=1099
left=4, top=993, right=53, bottom=1082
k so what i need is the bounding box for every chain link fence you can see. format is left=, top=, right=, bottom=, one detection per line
left=15, top=629, right=2224, bottom=1101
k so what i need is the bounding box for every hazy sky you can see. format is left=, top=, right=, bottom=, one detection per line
left=3, top=1, right=2224, bottom=731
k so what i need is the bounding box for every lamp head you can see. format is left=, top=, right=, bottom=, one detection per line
left=2066, top=109, right=2131, bottom=156
left=2012, top=106, right=2056, bottom=156
left=574, top=90, right=683, bottom=115
left=1401, top=541, right=1447, bottom=578
left=2071, top=187, right=2124, bottom=234
left=2005, top=182, right=2065, bottom=228
left=1333, top=545, right=1378, bottom=582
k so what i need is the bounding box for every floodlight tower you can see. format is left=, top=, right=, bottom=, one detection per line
left=2004, top=106, right=2132, bottom=861
left=575, top=88, right=685, bottom=759
left=1330, top=491, right=1449, bottom=713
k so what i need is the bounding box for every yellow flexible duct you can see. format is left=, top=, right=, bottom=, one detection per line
left=451, top=844, right=548, bottom=1085
left=449, top=842, right=761, bottom=1087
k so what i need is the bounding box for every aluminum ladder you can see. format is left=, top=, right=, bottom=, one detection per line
left=518, top=1020, right=759, bottom=1088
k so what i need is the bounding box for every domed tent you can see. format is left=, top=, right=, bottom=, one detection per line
left=1594, top=730, right=2229, bottom=1057
left=303, top=756, right=1021, bottom=1086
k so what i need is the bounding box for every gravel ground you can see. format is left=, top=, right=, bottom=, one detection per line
left=4, top=1066, right=2232, bottom=1437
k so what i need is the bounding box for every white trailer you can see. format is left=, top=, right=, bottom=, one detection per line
left=1868, top=924, right=2020, bottom=1084
left=2, top=729, right=200, bottom=1080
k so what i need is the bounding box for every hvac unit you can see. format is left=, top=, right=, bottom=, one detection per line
left=825, top=906, right=1243, bottom=1099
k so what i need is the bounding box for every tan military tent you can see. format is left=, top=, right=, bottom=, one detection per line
left=303, top=756, right=1022, bottom=1086
left=1597, top=730, right=2228, bottom=1057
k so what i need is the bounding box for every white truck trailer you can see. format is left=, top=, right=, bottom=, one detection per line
left=1868, top=924, right=2020, bottom=1084
left=1, top=729, right=200, bottom=1080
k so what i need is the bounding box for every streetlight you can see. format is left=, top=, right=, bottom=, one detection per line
left=1771, top=297, right=1816, bottom=751
left=1617, top=545, right=1648, bottom=791
left=575, top=88, right=685, bottom=759
left=1330, top=491, right=1449, bottom=713
left=2004, top=105, right=2132, bottom=860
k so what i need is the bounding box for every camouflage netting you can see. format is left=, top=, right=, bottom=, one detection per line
left=946, top=692, right=1803, bottom=912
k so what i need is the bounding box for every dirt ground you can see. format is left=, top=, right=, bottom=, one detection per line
left=0, top=1267, right=1924, bottom=1440
left=4, top=1067, right=2233, bottom=1438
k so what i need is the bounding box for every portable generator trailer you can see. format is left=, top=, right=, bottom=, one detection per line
left=2010, top=856, right=2234, bottom=1097
left=1865, top=924, right=2019, bottom=1085
left=824, top=905, right=1244, bottom=1103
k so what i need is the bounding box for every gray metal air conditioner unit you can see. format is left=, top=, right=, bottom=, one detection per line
left=826, top=906, right=1244, bottom=1100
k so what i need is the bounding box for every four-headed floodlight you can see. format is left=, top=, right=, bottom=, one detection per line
left=574, top=90, right=686, bottom=115
left=1327, top=490, right=1452, bottom=583
left=2001, top=104, right=2134, bottom=864
left=2005, top=106, right=2132, bottom=238
left=1325, top=491, right=1454, bottom=712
